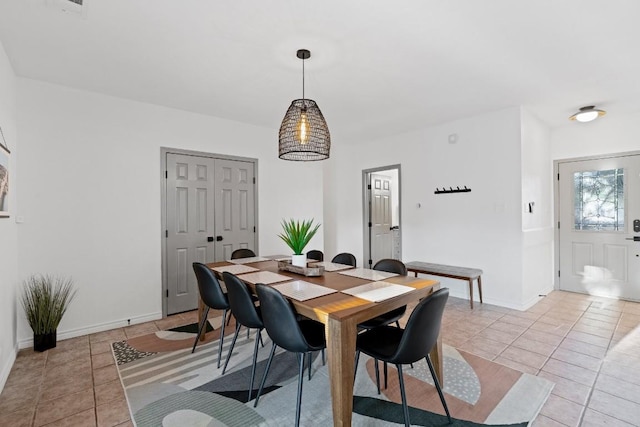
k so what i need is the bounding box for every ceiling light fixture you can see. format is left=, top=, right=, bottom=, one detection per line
left=278, top=49, right=331, bottom=161
left=569, top=106, right=606, bottom=123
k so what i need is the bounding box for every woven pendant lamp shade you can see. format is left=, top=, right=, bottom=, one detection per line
left=279, top=99, right=331, bottom=161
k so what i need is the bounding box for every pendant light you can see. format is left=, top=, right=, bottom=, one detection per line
left=278, top=49, right=331, bottom=161
left=569, top=106, right=606, bottom=122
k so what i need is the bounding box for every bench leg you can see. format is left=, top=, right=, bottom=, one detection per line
left=477, top=276, right=483, bottom=304
left=468, top=279, right=474, bottom=309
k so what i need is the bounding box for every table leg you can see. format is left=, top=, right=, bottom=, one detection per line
left=429, top=332, right=444, bottom=386
left=326, top=316, right=357, bottom=427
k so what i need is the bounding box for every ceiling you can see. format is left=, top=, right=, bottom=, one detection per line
left=1, top=0, right=638, bottom=142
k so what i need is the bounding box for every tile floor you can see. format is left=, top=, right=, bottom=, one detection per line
left=1, top=290, right=639, bottom=426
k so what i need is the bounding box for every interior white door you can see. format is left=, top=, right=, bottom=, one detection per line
left=166, top=153, right=216, bottom=314
left=214, top=158, right=256, bottom=261
left=370, top=173, right=393, bottom=266
left=558, top=154, right=640, bottom=300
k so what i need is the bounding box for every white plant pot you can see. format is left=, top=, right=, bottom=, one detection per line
left=291, top=254, right=307, bottom=267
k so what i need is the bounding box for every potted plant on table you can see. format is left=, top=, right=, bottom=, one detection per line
left=278, top=218, right=321, bottom=267
left=21, top=274, right=77, bottom=352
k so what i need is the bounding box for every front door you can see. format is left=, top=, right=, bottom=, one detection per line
left=558, top=153, right=640, bottom=300
left=165, top=152, right=257, bottom=314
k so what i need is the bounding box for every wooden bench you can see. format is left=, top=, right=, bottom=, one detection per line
left=406, top=261, right=483, bottom=309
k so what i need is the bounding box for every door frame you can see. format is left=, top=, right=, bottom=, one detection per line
left=362, top=164, right=402, bottom=269
left=553, top=149, right=640, bottom=290
left=160, top=147, right=259, bottom=317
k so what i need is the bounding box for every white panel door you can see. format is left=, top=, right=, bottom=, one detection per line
left=558, top=154, right=640, bottom=300
left=166, top=153, right=216, bottom=314
left=214, top=158, right=256, bottom=261
left=370, top=173, right=393, bottom=266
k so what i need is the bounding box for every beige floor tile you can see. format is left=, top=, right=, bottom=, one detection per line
left=44, top=408, right=97, bottom=427
left=96, top=398, right=130, bottom=427
left=95, top=380, right=126, bottom=406
left=587, top=389, right=640, bottom=426
left=529, top=320, right=572, bottom=337
left=511, top=336, right=557, bottom=357
left=574, top=317, right=617, bottom=331
left=570, top=323, right=614, bottom=339
left=0, top=383, right=40, bottom=414
left=0, top=406, right=34, bottom=427
left=538, top=394, right=584, bottom=427
left=458, top=336, right=507, bottom=359
left=92, top=352, right=116, bottom=369
left=541, top=358, right=597, bottom=387
left=476, top=327, right=520, bottom=345
left=93, top=364, right=119, bottom=386
left=537, top=370, right=591, bottom=406
left=581, top=408, right=635, bottom=427
left=595, top=373, right=640, bottom=405
left=531, top=414, right=569, bottom=426
left=492, top=356, right=539, bottom=375
left=520, top=329, right=565, bottom=347
left=558, top=337, right=607, bottom=359
left=40, top=375, right=94, bottom=402
left=500, top=314, right=537, bottom=328
left=90, top=340, right=114, bottom=356
left=499, top=345, right=549, bottom=369
left=34, top=388, right=95, bottom=427
left=565, top=330, right=610, bottom=348
left=89, top=329, right=127, bottom=344
left=599, top=360, right=640, bottom=385
left=550, top=348, right=602, bottom=372
left=487, top=320, right=528, bottom=335
left=123, top=322, right=159, bottom=339
left=47, top=347, right=92, bottom=367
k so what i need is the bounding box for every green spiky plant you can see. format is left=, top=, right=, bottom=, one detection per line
left=21, top=275, right=77, bottom=336
left=278, top=218, right=321, bottom=255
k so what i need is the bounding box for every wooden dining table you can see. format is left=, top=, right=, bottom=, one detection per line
left=204, top=258, right=441, bottom=427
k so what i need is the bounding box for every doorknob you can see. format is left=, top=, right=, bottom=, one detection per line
left=207, top=237, right=214, bottom=242
left=216, top=236, right=223, bottom=241
left=625, top=236, right=640, bottom=241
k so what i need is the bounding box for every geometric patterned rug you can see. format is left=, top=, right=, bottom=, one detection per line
left=112, top=320, right=553, bottom=426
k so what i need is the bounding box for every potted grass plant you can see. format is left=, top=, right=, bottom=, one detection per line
left=278, top=218, right=321, bottom=267
left=21, top=274, right=77, bottom=352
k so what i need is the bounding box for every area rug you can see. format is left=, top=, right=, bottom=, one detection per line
left=112, top=320, right=553, bottom=426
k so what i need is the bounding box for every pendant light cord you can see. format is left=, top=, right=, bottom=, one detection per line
left=302, top=56, right=305, bottom=102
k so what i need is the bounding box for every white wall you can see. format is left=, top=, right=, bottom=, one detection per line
left=326, top=107, right=529, bottom=308
left=551, top=111, right=640, bottom=160
left=0, top=39, right=18, bottom=391
left=520, top=108, right=554, bottom=308
left=15, top=79, right=323, bottom=346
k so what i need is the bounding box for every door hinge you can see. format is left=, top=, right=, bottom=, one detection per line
left=165, top=170, right=168, bottom=179
left=367, top=184, right=371, bottom=190
left=253, top=177, right=256, bottom=184
left=166, top=289, right=169, bottom=298
left=368, top=222, right=372, bottom=228
left=557, top=221, right=560, bottom=229
left=165, top=230, right=168, bottom=238
left=253, top=226, right=256, bottom=232
left=558, top=270, right=561, bottom=278
left=557, top=173, right=559, bottom=180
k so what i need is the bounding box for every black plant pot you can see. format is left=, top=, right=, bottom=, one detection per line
left=33, top=331, right=57, bottom=352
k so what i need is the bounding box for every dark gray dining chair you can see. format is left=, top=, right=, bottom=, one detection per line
left=191, top=262, right=229, bottom=369
left=355, top=288, right=452, bottom=426
left=331, top=252, right=357, bottom=267
left=231, top=248, right=256, bottom=259
left=306, top=249, right=324, bottom=261
left=253, top=284, right=326, bottom=427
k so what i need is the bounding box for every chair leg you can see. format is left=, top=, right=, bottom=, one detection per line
left=321, top=348, right=325, bottom=365
left=353, top=350, right=361, bottom=382
left=248, top=328, right=262, bottom=402
left=295, top=353, right=305, bottom=427
left=397, top=364, right=411, bottom=427
left=191, top=306, right=210, bottom=354
left=221, top=323, right=242, bottom=375
left=254, top=342, right=277, bottom=408
left=216, top=308, right=228, bottom=368
left=374, top=359, right=381, bottom=395
left=258, top=330, right=264, bottom=347
left=426, top=355, right=452, bottom=423
left=383, top=362, right=388, bottom=389
left=307, top=352, right=312, bottom=380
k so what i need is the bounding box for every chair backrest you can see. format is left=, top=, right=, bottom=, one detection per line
left=231, top=248, right=256, bottom=259
left=256, top=284, right=315, bottom=353
left=306, top=250, right=324, bottom=261
left=331, top=252, right=356, bottom=267
left=392, top=288, right=449, bottom=365
left=373, top=258, right=407, bottom=276
left=192, top=262, right=229, bottom=310
left=222, top=272, right=263, bottom=329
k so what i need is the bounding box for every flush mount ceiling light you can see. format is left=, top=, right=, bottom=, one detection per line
left=278, top=49, right=331, bottom=161
left=569, top=106, right=606, bottom=123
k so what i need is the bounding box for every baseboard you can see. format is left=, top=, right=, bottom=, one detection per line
left=18, top=311, right=163, bottom=349
left=0, top=342, right=18, bottom=394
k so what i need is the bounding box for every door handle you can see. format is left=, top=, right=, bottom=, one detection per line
left=625, top=236, right=640, bottom=241
left=216, top=236, right=223, bottom=241
left=207, top=237, right=214, bottom=242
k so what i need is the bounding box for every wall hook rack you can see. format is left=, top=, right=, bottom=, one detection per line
left=434, top=186, right=471, bottom=194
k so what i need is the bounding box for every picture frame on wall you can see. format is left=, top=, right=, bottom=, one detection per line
left=0, top=126, right=10, bottom=218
